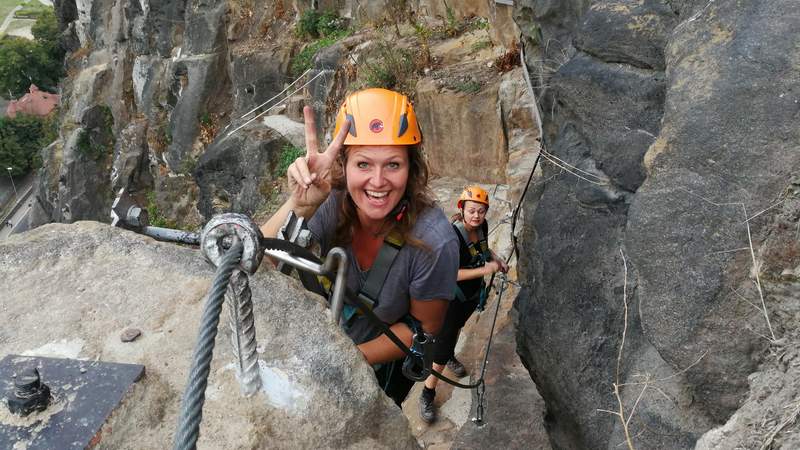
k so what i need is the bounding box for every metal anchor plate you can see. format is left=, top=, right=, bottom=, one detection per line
left=0, top=355, right=145, bottom=450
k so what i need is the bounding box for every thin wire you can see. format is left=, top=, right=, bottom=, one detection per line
left=224, top=69, right=331, bottom=138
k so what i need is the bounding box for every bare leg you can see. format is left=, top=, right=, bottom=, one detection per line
left=424, top=363, right=445, bottom=390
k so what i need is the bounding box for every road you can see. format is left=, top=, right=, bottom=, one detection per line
left=0, top=184, right=34, bottom=240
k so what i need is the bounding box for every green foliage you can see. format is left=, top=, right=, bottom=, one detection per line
left=180, top=155, right=198, bottom=175
left=413, top=22, right=433, bottom=42
left=471, top=38, right=491, bottom=52
left=200, top=112, right=212, bottom=127
left=357, top=42, right=417, bottom=94
left=0, top=114, right=52, bottom=175
left=454, top=80, right=482, bottom=94
left=0, top=9, right=63, bottom=99
left=290, top=34, right=346, bottom=77
left=276, top=143, right=304, bottom=177
left=296, top=9, right=320, bottom=39
left=75, top=128, right=104, bottom=160
left=316, top=11, right=345, bottom=37
left=145, top=191, right=177, bottom=229
left=469, top=17, right=490, bottom=31
left=15, top=2, right=51, bottom=19
left=295, top=9, right=347, bottom=40
left=289, top=9, right=350, bottom=76
left=31, top=8, right=62, bottom=60
left=75, top=106, right=115, bottom=161
left=443, top=4, right=459, bottom=37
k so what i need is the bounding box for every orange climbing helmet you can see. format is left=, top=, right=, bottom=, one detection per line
left=333, top=88, right=422, bottom=146
left=457, top=186, right=490, bottom=210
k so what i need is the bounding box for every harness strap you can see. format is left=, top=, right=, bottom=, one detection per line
left=357, top=230, right=404, bottom=310
left=453, top=221, right=491, bottom=268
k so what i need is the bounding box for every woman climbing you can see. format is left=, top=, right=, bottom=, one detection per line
left=418, top=186, right=508, bottom=423
left=260, top=88, right=459, bottom=405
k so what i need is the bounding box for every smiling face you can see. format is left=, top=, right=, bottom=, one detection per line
left=345, top=145, right=410, bottom=229
left=462, top=200, right=488, bottom=230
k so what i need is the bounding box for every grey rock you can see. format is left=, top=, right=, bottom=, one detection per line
left=183, top=0, right=227, bottom=55
left=0, top=222, right=418, bottom=449
left=627, top=0, right=800, bottom=421
left=194, top=122, right=286, bottom=220
left=111, top=120, right=153, bottom=193
left=166, top=53, right=230, bottom=170
left=515, top=0, right=800, bottom=448
left=549, top=52, right=664, bottom=192
left=120, top=328, right=142, bottom=342
left=262, top=115, right=306, bottom=149
left=229, top=50, right=292, bottom=118
left=55, top=126, right=113, bottom=223
left=575, top=0, right=677, bottom=71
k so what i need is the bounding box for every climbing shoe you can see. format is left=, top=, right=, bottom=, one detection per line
left=447, top=357, right=467, bottom=378
left=419, top=387, right=436, bottom=423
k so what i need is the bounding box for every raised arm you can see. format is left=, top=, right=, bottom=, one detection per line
left=260, top=106, right=350, bottom=237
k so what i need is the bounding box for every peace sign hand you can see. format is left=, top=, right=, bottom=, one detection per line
left=286, top=106, right=350, bottom=213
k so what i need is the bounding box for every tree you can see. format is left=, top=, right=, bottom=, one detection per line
left=31, top=9, right=63, bottom=62
left=0, top=115, right=50, bottom=175
left=0, top=9, right=64, bottom=100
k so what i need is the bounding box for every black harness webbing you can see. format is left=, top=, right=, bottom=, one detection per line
left=356, top=231, right=404, bottom=310
left=453, top=221, right=492, bottom=304
left=453, top=221, right=491, bottom=268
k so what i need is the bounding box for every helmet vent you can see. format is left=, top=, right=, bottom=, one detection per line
left=398, top=114, right=408, bottom=137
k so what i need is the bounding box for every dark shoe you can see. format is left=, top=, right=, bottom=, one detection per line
left=447, top=357, right=467, bottom=377
left=419, top=389, right=436, bottom=423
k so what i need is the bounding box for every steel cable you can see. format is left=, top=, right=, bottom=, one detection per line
left=173, top=240, right=244, bottom=450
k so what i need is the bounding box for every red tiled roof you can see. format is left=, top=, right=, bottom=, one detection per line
left=6, top=84, right=59, bottom=118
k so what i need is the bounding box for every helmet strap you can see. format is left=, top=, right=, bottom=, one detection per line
left=390, top=197, right=409, bottom=222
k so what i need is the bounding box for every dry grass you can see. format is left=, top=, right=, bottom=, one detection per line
left=597, top=249, right=709, bottom=449
left=678, top=187, right=777, bottom=342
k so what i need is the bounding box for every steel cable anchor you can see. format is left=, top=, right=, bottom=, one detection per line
left=200, top=214, right=264, bottom=396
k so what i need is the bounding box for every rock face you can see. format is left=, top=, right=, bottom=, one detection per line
left=195, top=122, right=288, bottom=218
left=32, top=0, right=301, bottom=228
left=514, top=0, right=800, bottom=449
left=0, top=222, right=418, bottom=449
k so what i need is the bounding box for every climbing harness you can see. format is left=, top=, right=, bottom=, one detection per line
left=452, top=220, right=493, bottom=310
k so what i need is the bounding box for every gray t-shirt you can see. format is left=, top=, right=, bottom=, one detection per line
left=308, top=190, right=459, bottom=344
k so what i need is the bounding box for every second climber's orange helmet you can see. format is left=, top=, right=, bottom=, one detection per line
left=457, top=186, right=490, bottom=210
left=333, top=88, right=422, bottom=146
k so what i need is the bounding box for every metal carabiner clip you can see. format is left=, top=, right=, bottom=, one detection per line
left=401, top=331, right=434, bottom=381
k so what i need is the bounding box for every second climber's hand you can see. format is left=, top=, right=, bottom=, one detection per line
left=491, top=251, right=509, bottom=273
left=286, top=106, right=350, bottom=211
left=485, top=260, right=503, bottom=275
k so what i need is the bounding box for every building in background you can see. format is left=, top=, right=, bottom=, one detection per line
left=6, top=84, right=59, bottom=118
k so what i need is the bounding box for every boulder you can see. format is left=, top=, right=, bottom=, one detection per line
left=574, top=0, right=677, bottom=71
left=111, top=119, right=153, bottom=193
left=229, top=49, right=293, bottom=119
left=194, top=122, right=287, bottom=220
left=415, top=77, right=507, bottom=184
left=0, top=222, right=419, bottom=449
left=514, top=0, right=800, bottom=448
left=626, top=0, right=800, bottom=421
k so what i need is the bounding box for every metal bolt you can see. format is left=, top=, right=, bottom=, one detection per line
left=14, top=367, right=41, bottom=398
left=127, top=206, right=148, bottom=228
left=221, top=235, right=235, bottom=250
left=7, top=366, right=51, bottom=416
